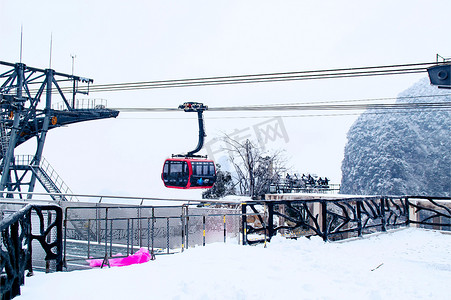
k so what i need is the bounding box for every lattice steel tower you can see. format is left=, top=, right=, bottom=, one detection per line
left=0, top=61, right=119, bottom=200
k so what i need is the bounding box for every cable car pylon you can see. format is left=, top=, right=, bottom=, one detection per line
left=0, top=60, right=119, bottom=200
left=161, top=102, right=216, bottom=189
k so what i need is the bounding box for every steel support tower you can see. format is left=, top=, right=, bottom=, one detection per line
left=0, top=60, right=119, bottom=199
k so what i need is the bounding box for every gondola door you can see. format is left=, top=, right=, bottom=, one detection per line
left=162, top=159, right=190, bottom=189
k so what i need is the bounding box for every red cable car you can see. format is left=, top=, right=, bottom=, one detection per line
left=162, top=158, right=216, bottom=189
left=161, top=102, right=216, bottom=189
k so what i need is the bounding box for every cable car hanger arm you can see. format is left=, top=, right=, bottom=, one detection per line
left=178, top=102, right=208, bottom=158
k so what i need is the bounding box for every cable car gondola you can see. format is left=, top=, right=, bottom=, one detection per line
left=162, top=157, right=216, bottom=189
left=161, top=102, right=216, bottom=189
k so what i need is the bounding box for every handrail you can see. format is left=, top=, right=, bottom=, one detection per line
left=1, top=203, right=63, bottom=299
left=13, top=155, right=77, bottom=201
left=0, top=189, right=396, bottom=205
left=0, top=203, right=31, bottom=230
left=52, top=98, right=108, bottom=111
left=0, top=190, right=239, bottom=204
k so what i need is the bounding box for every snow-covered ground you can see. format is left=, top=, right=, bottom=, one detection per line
left=19, top=228, right=451, bottom=300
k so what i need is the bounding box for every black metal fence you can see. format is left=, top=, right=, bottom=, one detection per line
left=1, top=195, right=450, bottom=299
left=242, top=196, right=451, bottom=244
left=407, top=196, right=451, bottom=229
left=0, top=204, right=63, bottom=300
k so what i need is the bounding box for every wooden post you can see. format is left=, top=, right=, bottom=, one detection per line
left=408, top=199, right=419, bottom=228
left=312, top=201, right=327, bottom=240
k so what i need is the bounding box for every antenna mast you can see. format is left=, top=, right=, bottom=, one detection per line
left=49, top=33, right=53, bottom=69
left=20, top=25, right=23, bottom=63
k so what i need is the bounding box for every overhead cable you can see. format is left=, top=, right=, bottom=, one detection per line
left=112, top=101, right=451, bottom=113
left=39, top=61, right=442, bottom=94
left=117, top=108, right=451, bottom=120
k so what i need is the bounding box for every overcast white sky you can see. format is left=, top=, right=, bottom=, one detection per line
left=1, top=0, right=450, bottom=198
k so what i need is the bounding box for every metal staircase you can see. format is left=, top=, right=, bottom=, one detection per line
left=0, top=119, right=10, bottom=159
left=14, top=155, right=77, bottom=201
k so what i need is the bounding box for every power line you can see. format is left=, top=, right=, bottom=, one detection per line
left=40, top=61, right=441, bottom=94
left=210, top=102, right=451, bottom=112
left=112, top=93, right=451, bottom=113
left=251, top=93, right=451, bottom=106
left=117, top=108, right=451, bottom=120
left=84, top=69, right=427, bottom=92
left=112, top=101, right=451, bottom=113
left=111, top=93, right=451, bottom=118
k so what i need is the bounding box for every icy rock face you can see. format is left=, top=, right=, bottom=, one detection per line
left=340, top=77, right=451, bottom=196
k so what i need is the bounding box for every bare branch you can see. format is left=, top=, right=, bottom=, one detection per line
left=222, top=134, right=286, bottom=199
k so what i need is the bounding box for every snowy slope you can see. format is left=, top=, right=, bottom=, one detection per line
left=18, top=228, right=451, bottom=299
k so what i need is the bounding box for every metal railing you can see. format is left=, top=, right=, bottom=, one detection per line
left=14, top=155, right=77, bottom=201
left=1, top=192, right=450, bottom=276
left=242, top=196, right=451, bottom=244
left=269, top=181, right=341, bottom=194
left=61, top=203, right=242, bottom=271
left=407, top=196, right=451, bottom=229
left=0, top=204, right=63, bottom=300
left=52, top=98, right=108, bottom=111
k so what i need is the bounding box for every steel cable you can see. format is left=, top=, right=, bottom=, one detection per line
left=18, top=61, right=441, bottom=95
left=112, top=101, right=451, bottom=113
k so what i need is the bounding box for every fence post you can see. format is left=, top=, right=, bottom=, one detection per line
left=267, top=202, right=275, bottom=240
left=46, top=211, right=52, bottom=273
left=407, top=198, right=419, bottom=228
left=181, top=213, right=185, bottom=252
left=96, top=205, right=100, bottom=244
left=11, top=221, right=21, bottom=297
left=126, top=219, right=130, bottom=255
left=54, top=206, right=64, bottom=272
left=87, top=219, right=91, bottom=259
left=151, top=208, right=155, bottom=251
left=241, top=203, right=247, bottom=245
left=202, top=215, right=206, bottom=246
left=131, top=218, right=134, bottom=254
left=26, top=210, right=33, bottom=275
left=356, top=201, right=362, bottom=237
left=147, top=217, right=150, bottom=251
left=321, top=201, right=328, bottom=241
left=110, top=219, right=113, bottom=257
left=138, top=207, right=142, bottom=248
left=223, top=215, right=226, bottom=243
left=185, top=206, right=189, bottom=249
left=312, top=201, right=327, bottom=240
left=380, top=197, right=386, bottom=232
left=104, top=208, right=109, bottom=258
left=62, top=207, right=68, bottom=271
left=166, top=217, right=170, bottom=254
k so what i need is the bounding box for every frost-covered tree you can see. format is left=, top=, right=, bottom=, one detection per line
left=341, top=78, right=451, bottom=196
left=202, top=164, right=235, bottom=199
left=222, top=136, right=285, bottom=199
